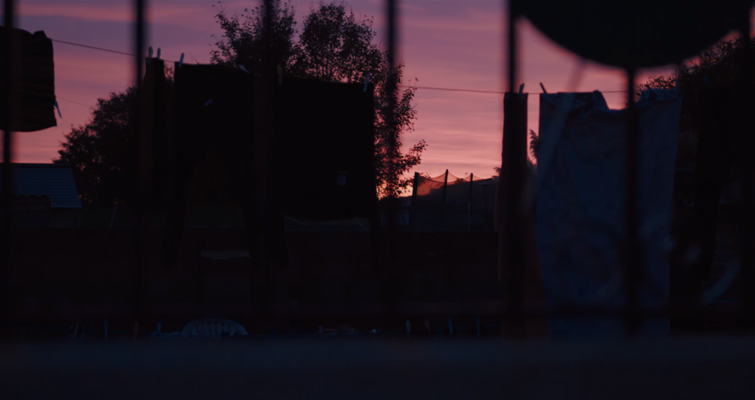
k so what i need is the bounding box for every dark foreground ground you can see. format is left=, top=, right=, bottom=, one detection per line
left=2, top=336, right=755, bottom=400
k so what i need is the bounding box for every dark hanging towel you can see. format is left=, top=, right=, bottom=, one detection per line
left=693, top=86, right=755, bottom=282
left=161, top=64, right=258, bottom=268
left=494, top=92, right=544, bottom=336
left=0, top=27, right=56, bottom=132
left=536, top=90, right=680, bottom=339
left=273, top=77, right=378, bottom=223
left=124, top=57, right=171, bottom=212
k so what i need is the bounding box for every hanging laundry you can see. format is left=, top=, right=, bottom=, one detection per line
left=0, top=27, right=56, bottom=132
left=536, top=89, right=681, bottom=339
left=273, top=77, right=378, bottom=223
left=692, top=86, right=755, bottom=283
left=495, top=92, right=547, bottom=337
left=161, top=63, right=259, bottom=269
left=123, top=57, right=171, bottom=212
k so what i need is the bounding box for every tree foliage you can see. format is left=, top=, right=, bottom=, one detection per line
left=56, top=1, right=425, bottom=205
left=641, top=35, right=754, bottom=171
left=212, top=0, right=426, bottom=197
left=54, top=88, right=136, bottom=206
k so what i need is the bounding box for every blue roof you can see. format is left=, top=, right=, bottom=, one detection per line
left=0, top=163, right=82, bottom=208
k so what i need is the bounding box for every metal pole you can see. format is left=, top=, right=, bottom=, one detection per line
left=410, top=172, right=419, bottom=226
left=410, top=172, right=419, bottom=207
left=383, top=0, right=400, bottom=327
left=1, top=0, right=17, bottom=327
left=441, top=169, right=448, bottom=228
left=739, top=20, right=755, bottom=327
left=260, top=0, right=275, bottom=316
left=131, top=0, right=146, bottom=339
left=468, top=173, right=473, bottom=230
left=502, top=0, right=525, bottom=338
left=386, top=0, right=398, bottom=199
left=623, top=68, right=642, bottom=337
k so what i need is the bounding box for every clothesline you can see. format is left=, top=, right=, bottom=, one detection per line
left=51, top=37, right=632, bottom=109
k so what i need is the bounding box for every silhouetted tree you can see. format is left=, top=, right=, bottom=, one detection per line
left=212, top=0, right=426, bottom=197
left=54, top=88, right=136, bottom=206
left=55, top=66, right=175, bottom=206
left=641, top=35, right=755, bottom=170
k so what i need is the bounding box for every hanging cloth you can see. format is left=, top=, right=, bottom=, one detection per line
left=693, top=86, right=755, bottom=281
left=273, top=77, right=378, bottom=223
left=161, top=63, right=259, bottom=269
left=124, top=57, right=171, bottom=212
left=536, top=89, right=681, bottom=339
left=495, top=92, right=546, bottom=336
left=272, top=76, right=380, bottom=274
left=0, top=27, right=56, bottom=132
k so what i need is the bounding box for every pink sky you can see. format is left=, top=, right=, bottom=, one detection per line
left=9, top=0, right=717, bottom=179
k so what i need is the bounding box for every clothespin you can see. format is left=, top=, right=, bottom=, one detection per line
left=239, top=65, right=250, bottom=74
left=156, top=48, right=161, bottom=59
left=277, top=65, right=283, bottom=84
left=179, top=53, right=184, bottom=67
left=539, top=82, right=548, bottom=94
left=148, top=46, right=153, bottom=59
left=53, top=101, right=62, bottom=118
left=364, top=74, right=370, bottom=92
left=518, top=83, right=525, bottom=94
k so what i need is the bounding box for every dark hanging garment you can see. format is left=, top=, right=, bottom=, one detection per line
left=126, top=58, right=170, bottom=212
left=494, top=92, right=545, bottom=336
left=273, top=77, right=378, bottom=222
left=161, top=64, right=259, bottom=269
left=693, top=86, right=755, bottom=281
left=0, top=27, right=56, bottom=132
left=536, top=90, right=680, bottom=339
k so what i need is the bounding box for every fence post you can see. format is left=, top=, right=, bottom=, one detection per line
left=1, top=0, right=17, bottom=330
left=441, top=169, right=449, bottom=228
left=410, top=172, right=419, bottom=227
left=468, top=173, right=474, bottom=230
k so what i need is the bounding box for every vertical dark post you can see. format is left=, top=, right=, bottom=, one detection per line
left=410, top=172, right=419, bottom=207
left=383, top=0, right=400, bottom=326
left=441, top=169, right=449, bottom=228
left=739, top=21, right=755, bottom=327
left=623, top=69, right=642, bottom=337
left=468, top=173, right=474, bottom=202
left=502, top=0, right=525, bottom=338
left=386, top=2, right=398, bottom=197
left=0, top=0, right=16, bottom=327
left=468, top=173, right=474, bottom=230
left=131, top=0, right=146, bottom=339
left=259, top=0, right=275, bottom=316
left=409, top=172, right=419, bottom=227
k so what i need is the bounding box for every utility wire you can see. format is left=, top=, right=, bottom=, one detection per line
left=57, top=96, right=92, bottom=108
left=52, top=38, right=633, bottom=99
left=52, top=39, right=136, bottom=57
left=401, top=85, right=628, bottom=95
left=51, top=39, right=179, bottom=63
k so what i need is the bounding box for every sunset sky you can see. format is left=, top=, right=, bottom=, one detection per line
left=9, top=0, right=710, bottom=179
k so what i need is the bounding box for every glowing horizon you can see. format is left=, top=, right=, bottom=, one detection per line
left=7, top=0, right=714, bottom=180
